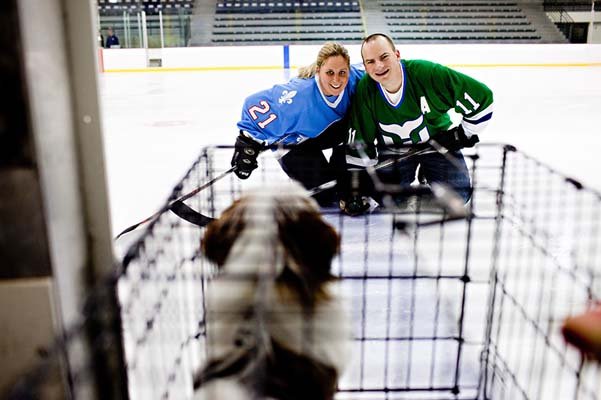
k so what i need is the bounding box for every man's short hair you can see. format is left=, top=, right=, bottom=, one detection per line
left=361, top=33, right=396, bottom=58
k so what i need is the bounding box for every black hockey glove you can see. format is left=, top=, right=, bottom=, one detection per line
left=337, top=168, right=372, bottom=216
left=339, top=195, right=370, bottom=217
left=231, top=134, right=263, bottom=179
left=430, top=126, right=479, bottom=152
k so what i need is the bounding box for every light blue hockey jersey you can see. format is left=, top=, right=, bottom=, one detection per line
left=237, top=65, right=364, bottom=145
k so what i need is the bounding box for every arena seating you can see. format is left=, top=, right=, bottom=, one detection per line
left=215, top=1, right=360, bottom=14
left=211, top=14, right=363, bottom=43
left=97, top=0, right=195, bottom=16
left=379, top=1, right=542, bottom=42
left=208, top=1, right=363, bottom=44
left=201, top=0, right=567, bottom=45
left=97, top=0, right=569, bottom=46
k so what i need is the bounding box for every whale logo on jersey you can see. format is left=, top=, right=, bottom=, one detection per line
left=378, top=115, right=429, bottom=145
left=278, top=90, right=297, bottom=104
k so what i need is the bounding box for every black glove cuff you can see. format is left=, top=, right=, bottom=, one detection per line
left=232, top=134, right=263, bottom=179
left=337, top=168, right=373, bottom=196
left=236, top=133, right=263, bottom=152
left=432, top=125, right=479, bottom=152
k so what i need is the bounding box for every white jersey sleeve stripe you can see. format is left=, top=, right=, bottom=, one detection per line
left=465, top=103, right=493, bottom=124
left=346, top=155, right=378, bottom=167
left=462, top=116, right=491, bottom=137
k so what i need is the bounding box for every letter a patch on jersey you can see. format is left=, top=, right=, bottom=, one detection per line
left=420, top=96, right=431, bottom=114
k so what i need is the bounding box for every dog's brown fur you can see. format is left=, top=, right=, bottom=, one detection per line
left=193, top=183, right=351, bottom=400
left=202, top=194, right=340, bottom=308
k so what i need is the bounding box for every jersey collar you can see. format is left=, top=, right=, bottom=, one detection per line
left=377, top=60, right=405, bottom=108
left=315, top=75, right=345, bottom=108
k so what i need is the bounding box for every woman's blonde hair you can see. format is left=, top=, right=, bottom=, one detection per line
left=297, top=42, right=350, bottom=78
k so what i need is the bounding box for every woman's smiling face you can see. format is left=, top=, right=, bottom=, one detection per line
left=317, top=55, right=350, bottom=96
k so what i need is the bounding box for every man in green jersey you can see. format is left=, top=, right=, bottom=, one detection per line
left=340, top=33, right=493, bottom=215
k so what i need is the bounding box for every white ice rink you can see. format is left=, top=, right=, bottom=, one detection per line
left=100, top=45, right=601, bottom=400
left=99, top=56, right=601, bottom=238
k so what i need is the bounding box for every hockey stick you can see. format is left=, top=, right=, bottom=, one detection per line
left=315, top=141, right=474, bottom=220
left=115, top=166, right=236, bottom=239
left=360, top=139, right=473, bottom=210
left=308, top=146, right=434, bottom=196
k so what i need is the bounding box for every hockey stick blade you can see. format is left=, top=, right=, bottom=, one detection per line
left=169, top=201, right=214, bottom=227
left=115, top=166, right=236, bottom=239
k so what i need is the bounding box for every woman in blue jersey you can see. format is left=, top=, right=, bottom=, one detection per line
left=231, top=42, right=364, bottom=205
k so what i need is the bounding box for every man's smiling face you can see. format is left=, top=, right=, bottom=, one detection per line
left=362, top=35, right=402, bottom=92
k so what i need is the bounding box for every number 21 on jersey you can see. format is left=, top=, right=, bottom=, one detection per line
left=248, top=100, right=277, bottom=129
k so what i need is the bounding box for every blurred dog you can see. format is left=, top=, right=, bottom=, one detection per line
left=193, top=182, right=352, bottom=400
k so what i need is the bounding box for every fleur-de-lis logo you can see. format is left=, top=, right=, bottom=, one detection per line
left=278, top=90, right=297, bottom=104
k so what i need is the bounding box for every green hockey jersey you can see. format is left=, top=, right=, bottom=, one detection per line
left=346, top=59, right=493, bottom=166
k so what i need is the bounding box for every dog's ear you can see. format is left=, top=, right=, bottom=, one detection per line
left=278, top=208, right=340, bottom=283
left=202, top=199, right=247, bottom=266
